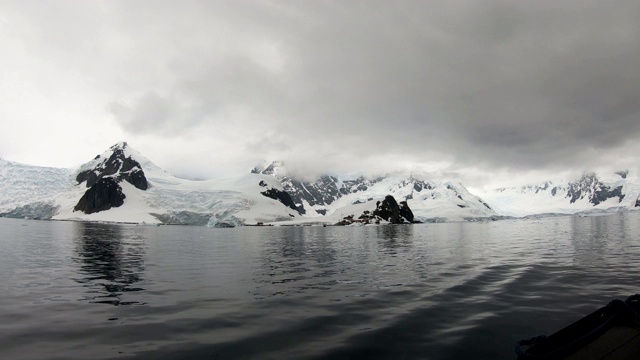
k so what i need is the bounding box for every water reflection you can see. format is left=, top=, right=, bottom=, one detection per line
left=569, top=215, right=613, bottom=266
left=253, top=227, right=341, bottom=298
left=73, top=222, right=146, bottom=305
left=375, top=225, right=413, bottom=254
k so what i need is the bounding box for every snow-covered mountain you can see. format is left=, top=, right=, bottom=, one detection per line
left=0, top=142, right=300, bottom=226
left=2, top=145, right=638, bottom=226
left=480, top=171, right=640, bottom=217
left=251, top=161, right=496, bottom=222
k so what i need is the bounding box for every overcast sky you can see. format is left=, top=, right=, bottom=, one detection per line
left=1, top=0, right=639, bottom=188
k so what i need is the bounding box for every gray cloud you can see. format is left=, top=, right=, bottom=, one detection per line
left=3, top=0, right=640, bottom=185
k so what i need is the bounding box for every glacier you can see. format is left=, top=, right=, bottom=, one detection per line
left=479, top=171, right=640, bottom=217
left=1, top=144, right=639, bottom=226
left=0, top=143, right=300, bottom=226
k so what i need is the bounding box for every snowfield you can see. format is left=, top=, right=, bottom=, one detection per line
left=1, top=143, right=639, bottom=226
left=1, top=145, right=299, bottom=226
left=290, top=177, right=497, bottom=223
left=479, top=171, right=640, bottom=217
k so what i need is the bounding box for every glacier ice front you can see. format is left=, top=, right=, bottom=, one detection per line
left=1, top=145, right=639, bottom=225
left=0, top=143, right=301, bottom=225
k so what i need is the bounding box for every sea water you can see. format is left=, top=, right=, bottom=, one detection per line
left=1, top=212, right=639, bottom=359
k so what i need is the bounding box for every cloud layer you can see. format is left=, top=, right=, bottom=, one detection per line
left=2, top=1, right=639, bottom=186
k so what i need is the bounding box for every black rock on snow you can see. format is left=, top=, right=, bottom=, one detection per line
left=373, top=195, right=403, bottom=224
left=562, top=173, right=625, bottom=206
left=252, top=161, right=471, bottom=217
left=399, top=200, right=416, bottom=223
left=74, top=177, right=126, bottom=214
left=260, top=187, right=300, bottom=214
left=252, top=161, right=384, bottom=214
left=76, top=142, right=148, bottom=190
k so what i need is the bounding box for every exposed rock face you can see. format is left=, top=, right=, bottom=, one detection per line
left=563, top=173, right=625, bottom=205
left=252, top=161, right=498, bottom=220
left=252, top=161, right=446, bottom=215
left=74, top=178, right=125, bottom=214
left=76, top=142, right=148, bottom=190
left=616, top=171, right=628, bottom=179
left=445, top=183, right=492, bottom=210
left=399, top=201, right=415, bottom=223
left=73, top=142, right=148, bottom=215
left=260, top=188, right=300, bottom=213
left=373, top=195, right=402, bottom=224
left=353, top=195, right=418, bottom=224
left=497, top=172, right=629, bottom=208
left=127, top=168, right=148, bottom=190
left=252, top=162, right=377, bottom=211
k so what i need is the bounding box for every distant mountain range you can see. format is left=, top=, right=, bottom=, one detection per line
left=251, top=160, right=496, bottom=221
left=1, top=142, right=638, bottom=226
left=479, top=171, right=640, bottom=217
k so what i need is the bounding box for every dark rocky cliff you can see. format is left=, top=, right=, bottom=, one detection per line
left=260, top=188, right=300, bottom=213
left=76, top=142, right=148, bottom=190
left=371, top=195, right=418, bottom=224
left=74, top=142, right=148, bottom=214
left=399, top=200, right=415, bottom=223
left=252, top=162, right=441, bottom=215
left=74, top=178, right=125, bottom=214
left=563, top=173, right=624, bottom=205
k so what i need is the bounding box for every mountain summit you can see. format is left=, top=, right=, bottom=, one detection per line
left=251, top=161, right=496, bottom=221
left=73, top=142, right=150, bottom=214
left=0, top=143, right=301, bottom=225
left=75, top=142, right=151, bottom=190
left=481, top=171, right=640, bottom=217
left=1, top=145, right=639, bottom=225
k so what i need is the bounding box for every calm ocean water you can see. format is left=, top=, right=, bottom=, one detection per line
left=1, top=213, right=639, bottom=360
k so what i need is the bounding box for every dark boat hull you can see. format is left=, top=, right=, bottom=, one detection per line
left=516, top=295, right=640, bottom=360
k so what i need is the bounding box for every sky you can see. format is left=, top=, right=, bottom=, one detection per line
left=1, top=0, right=639, bottom=189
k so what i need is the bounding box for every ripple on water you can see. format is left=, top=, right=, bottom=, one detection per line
left=1, top=213, right=639, bottom=360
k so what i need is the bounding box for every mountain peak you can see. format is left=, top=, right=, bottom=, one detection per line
left=76, top=142, right=148, bottom=191
left=110, top=141, right=128, bottom=151
left=251, top=160, right=286, bottom=177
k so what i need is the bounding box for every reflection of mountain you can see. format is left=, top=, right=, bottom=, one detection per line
left=376, top=225, right=413, bottom=252
left=73, top=222, right=146, bottom=305
left=252, top=227, right=339, bottom=298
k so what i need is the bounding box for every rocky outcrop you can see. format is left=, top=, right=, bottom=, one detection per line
left=497, top=172, right=630, bottom=209
left=74, top=178, right=125, bottom=214
left=252, top=161, right=446, bottom=215
left=260, top=188, right=300, bottom=213
left=253, top=161, right=497, bottom=220
left=374, top=195, right=401, bottom=223
left=399, top=201, right=415, bottom=223
left=563, top=173, right=625, bottom=205
left=76, top=142, right=148, bottom=190
left=72, top=142, right=149, bottom=215
left=369, top=194, right=418, bottom=224
left=339, top=195, right=418, bottom=225
left=252, top=162, right=375, bottom=210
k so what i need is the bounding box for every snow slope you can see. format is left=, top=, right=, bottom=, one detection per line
left=480, top=171, right=640, bottom=217
left=0, top=144, right=299, bottom=226
left=2, top=145, right=639, bottom=225
left=252, top=161, right=496, bottom=222
left=315, top=177, right=496, bottom=222
left=53, top=172, right=298, bottom=226
left=0, top=159, right=75, bottom=219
